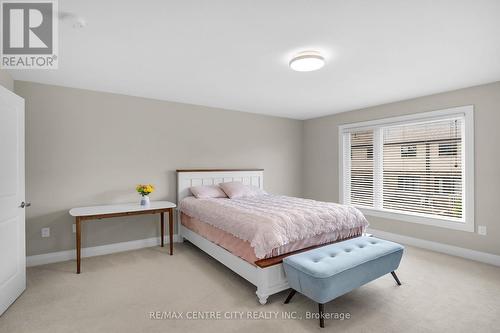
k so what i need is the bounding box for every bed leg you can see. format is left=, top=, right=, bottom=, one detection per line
left=257, top=294, right=268, bottom=305
left=256, top=290, right=269, bottom=305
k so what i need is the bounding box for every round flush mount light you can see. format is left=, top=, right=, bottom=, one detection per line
left=289, top=51, right=325, bottom=72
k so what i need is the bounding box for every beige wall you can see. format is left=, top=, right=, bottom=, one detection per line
left=14, top=79, right=500, bottom=257
left=303, top=81, right=500, bottom=256
left=15, top=81, right=304, bottom=256
left=0, top=69, right=14, bottom=91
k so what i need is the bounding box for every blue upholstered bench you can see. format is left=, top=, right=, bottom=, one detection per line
left=283, top=236, right=404, bottom=328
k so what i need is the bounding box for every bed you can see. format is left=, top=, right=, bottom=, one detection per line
left=176, top=169, right=368, bottom=304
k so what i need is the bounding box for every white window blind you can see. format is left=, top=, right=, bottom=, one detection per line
left=339, top=106, right=474, bottom=231
left=349, top=130, right=373, bottom=207
left=382, top=118, right=462, bottom=219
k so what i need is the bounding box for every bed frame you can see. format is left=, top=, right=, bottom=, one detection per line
left=176, top=169, right=289, bottom=304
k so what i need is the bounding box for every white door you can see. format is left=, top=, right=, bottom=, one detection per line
left=0, top=86, right=26, bottom=316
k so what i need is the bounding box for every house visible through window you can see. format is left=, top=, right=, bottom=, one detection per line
left=340, top=106, right=474, bottom=232
left=400, top=145, right=417, bottom=158
left=439, top=142, right=458, bottom=156
left=435, top=176, right=460, bottom=195
left=367, top=147, right=373, bottom=159
left=397, top=175, right=419, bottom=192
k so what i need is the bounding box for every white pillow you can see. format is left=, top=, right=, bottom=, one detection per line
left=189, top=185, right=227, bottom=199
left=219, top=181, right=266, bottom=199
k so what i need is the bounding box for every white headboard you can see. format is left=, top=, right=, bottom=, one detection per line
left=176, top=169, right=264, bottom=234
left=177, top=169, right=264, bottom=204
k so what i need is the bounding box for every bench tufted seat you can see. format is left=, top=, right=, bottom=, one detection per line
left=283, top=236, right=404, bottom=327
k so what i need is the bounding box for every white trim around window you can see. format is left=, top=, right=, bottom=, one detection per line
left=338, top=105, right=474, bottom=232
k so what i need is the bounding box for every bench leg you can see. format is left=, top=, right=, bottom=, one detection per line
left=318, top=303, right=325, bottom=328
left=391, top=271, right=402, bottom=285
left=284, top=289, right=296, bottom=304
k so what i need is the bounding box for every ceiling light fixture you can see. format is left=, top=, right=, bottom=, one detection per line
left=289, top=51, right=325, bottom=72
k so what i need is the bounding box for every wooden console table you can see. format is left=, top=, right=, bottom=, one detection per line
left=69, top=201, right=176, bottom=274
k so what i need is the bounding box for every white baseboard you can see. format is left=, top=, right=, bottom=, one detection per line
left=27, top=235, right=180, bottom=267
left=28, top=229, right=500, bottom=268
left=368, top=228, right=500, bottom=267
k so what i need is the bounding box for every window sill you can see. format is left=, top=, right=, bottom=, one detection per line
left=358, top=207, right=474, bottom=232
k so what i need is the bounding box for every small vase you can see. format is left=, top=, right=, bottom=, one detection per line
left=140, top=195, right=150, bottom=206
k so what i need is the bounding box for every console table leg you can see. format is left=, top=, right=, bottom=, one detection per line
left=160, top=212, right=165, bottom=247
left=168, top=208, right=174, bottom=255
left=76, top=217, right=81, bottom=274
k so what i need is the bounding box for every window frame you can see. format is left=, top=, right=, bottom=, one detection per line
left=338, top=105, right=474, bottom=232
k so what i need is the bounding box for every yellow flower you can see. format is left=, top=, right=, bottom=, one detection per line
left=136, top=184, right=154, bottom=195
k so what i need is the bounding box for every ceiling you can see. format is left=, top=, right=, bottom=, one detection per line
left=9, top=0, right=500, bottom=120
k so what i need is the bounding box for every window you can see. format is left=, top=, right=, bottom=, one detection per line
left=435, top=176, right=460, bottom=195
left=397, top=175, right=419, bottom=192
left=400, top=145, right=417, bottom=158
left=439, top=142, right=458, bottom=156
left=339, top=106, right=474, bottom=232
left=366, top=147, right=373, bottom=159
left=349, top=130, right=374, bottom=206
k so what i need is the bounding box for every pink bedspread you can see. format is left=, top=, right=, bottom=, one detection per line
left=181, top=213, right=356, bottom=263
left=180, top=195, right=369, bottom=259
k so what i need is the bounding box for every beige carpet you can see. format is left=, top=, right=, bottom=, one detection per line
left=1, top=242, right=499, bottom=333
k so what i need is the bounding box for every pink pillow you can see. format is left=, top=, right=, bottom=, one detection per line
left=189, top=185, right=227, bottom=199
left=219, top=182, right=266, bottom=199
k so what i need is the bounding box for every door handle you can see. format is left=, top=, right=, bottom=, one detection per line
left=20, top=202, right=31, bottom=208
